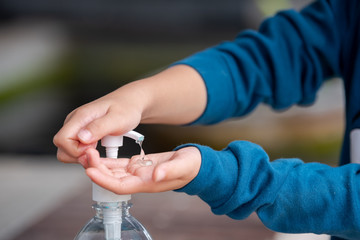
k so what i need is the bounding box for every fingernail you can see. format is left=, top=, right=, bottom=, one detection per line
left=155, top=169, right=166, bottom=182
left=78, top=129, right=92, bottom=142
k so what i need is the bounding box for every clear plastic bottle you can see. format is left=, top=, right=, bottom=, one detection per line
left=74, top=201, right=152, bottom=240
left=74, top=131, right=153, bottom=240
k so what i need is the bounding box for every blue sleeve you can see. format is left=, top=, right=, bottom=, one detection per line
left=173, top=0, right=342, bottom=125
left=175, top=142, right=360, bottom=239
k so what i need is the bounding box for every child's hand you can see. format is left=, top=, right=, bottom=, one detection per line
left=53, top=81, right=147, bottom=165
left=84, top=146, right=201, bottom=194
left=53, top=65, right=207, bottom=165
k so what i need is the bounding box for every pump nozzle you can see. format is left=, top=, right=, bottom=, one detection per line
left=124, top=131, right=144, bottom=143
left=101, top=131, right=145, bottom=159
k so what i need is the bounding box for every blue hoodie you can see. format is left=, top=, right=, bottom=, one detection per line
left=173, top=0, right=360, bottom=239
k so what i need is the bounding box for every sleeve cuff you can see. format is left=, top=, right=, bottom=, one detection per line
left=173, top=143, right=239, bottom=210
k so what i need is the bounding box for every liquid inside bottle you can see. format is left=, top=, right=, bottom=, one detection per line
left=74, top=201, right=153, bottom=240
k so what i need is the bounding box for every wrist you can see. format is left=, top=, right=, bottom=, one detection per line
left=133, top=78, right=158, bottom=124
left=113, top=79, right=153, bottom=123
left=139, top=65, right=207, bottom=125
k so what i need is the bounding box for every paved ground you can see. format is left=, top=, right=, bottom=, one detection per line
left=0, top=155, right=332, bottom=240
left=0, top=155, right=88, bottom=240
left=0, top=155, right=274, bottom=240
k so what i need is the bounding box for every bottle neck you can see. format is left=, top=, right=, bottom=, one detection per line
left=94, top=201, right=131, bottom=220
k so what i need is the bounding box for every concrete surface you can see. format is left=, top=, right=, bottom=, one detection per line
left=0, top=155, right=88, bottom=240
left=0, top=155, right=331, bottom=240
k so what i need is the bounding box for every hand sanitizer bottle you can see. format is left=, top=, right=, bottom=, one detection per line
left=74, top=131, right=153, bottom=240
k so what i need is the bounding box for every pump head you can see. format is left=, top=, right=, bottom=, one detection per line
left=101, top=131, right=145, bottom=159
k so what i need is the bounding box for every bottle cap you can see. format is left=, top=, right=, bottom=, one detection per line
left=92, top=183, right=131, bottom=202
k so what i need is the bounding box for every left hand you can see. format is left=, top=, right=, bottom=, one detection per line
left=84, top=146, right=201, bottom=194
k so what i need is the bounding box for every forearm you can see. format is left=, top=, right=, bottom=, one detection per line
left=176, top=141, right=360, bottom=239
left=53, top=64, right=206, bottom=163
left=136, top=64, right=207, bottom=125
left=172, top=0, right=341, bottom=125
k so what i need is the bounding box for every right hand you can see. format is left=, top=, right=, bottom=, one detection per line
left=53, top=81, right=147, bottom=165
left=53, top=65, right=207, bottom=165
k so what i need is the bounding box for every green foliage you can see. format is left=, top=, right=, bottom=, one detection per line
left=256, top=0, right=291, bottom=16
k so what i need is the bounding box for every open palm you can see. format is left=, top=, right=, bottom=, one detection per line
left=85, top=146, right=201, bottom=195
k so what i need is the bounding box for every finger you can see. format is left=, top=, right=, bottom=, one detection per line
left=56, top=140, right=96, bottom=163
left=85, top=148, right=100, bottom=167
left=54, top=128, right=95, bottom=161
left=86, top=148, right=115, bottom=176
left=53, top=134, right=81, bottom=161
left=153, top=158, right=188, bottom=182
left=57, top=148, right=78, bottom=164
left=87, top=163, right=181, bottom=194
left=78, top=154, right=88, bottom=168
left=153, top=148, right=201, bottom=184
left=86, top=168, right=145, bottom=195
left=85, top=149, right=130, bottom=169
left=126, top=155, right=144, bottom=174
left=78, top=142, right=98, bottom=157
left=54, top=104, right=107, bottom=156
left=78, top=110, right=130, bottom=145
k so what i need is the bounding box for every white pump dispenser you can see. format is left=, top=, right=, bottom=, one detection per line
left=92, top=130, right=145, bottom=202
left=74, top=130, right=153, bottom=240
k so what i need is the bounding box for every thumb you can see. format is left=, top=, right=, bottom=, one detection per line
left=152, top=159, right=198, bottom=191
left=153, top=147, right=201, bottom=184
left=152, top=156, right=191, bottom=183
left=77, top=112, right=129, bottom=144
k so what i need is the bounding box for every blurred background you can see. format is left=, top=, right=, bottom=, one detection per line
left=0, top=0, right=342, bottom=239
